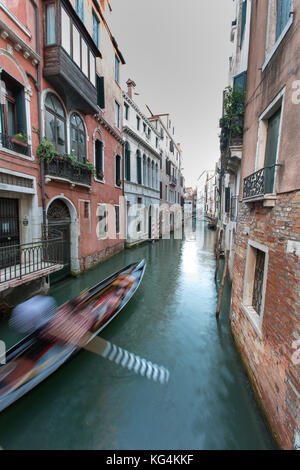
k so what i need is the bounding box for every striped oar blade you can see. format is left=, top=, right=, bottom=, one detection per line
left=84, top=336, right=169, bottom=385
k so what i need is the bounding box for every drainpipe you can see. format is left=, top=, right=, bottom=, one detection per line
left=30, top=0, right=46, bottom=238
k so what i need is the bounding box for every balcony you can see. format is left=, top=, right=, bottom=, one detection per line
left=43, top=45, right=98, bottom=115
left=43, top=0, right=100, bottom=115
left=0, top=132, right=31, bottom=157
left=45, top=156, right=92, bottom=188
left=169, top=175, right=177, bottom=186
left=243, top=164, right=282, bottom=206
left=0, top=237, right=64, bottom=292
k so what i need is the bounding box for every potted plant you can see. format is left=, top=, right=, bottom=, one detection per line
left=97, top=169, right=104, bottom=180
left=11, top=132, right=28, bottom=148
left=116, top=179, right=122, bottom=187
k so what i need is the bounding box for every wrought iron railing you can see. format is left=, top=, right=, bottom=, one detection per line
left=243, top=164, right=282, bottom=199
left=230, top=195, right=239, bottom=221
left=45, top=156, right=92, bottom=187
left=0, top=237, right=64, bottom=285
left=169, top=175, right=177, bottom=186
left=0, top=132, right=31, bottom=156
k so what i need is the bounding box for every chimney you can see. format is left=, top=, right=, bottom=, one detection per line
left=126, top=79, right=136, bottom=99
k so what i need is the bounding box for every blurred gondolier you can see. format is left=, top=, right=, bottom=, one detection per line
left=10, top=295, right=57, bottom=334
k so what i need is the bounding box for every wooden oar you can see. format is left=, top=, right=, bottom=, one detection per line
left=84, top=336, right=170, bottom=385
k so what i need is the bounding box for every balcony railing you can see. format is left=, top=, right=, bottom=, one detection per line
left=45, top=156, right=92, bottom=187
left=169, top=175, right=177, bottom=186
left=0, top=132, right=31, bottom=157
left=243, top=164, right=282, bottom=200
left=0, top=237, right=64, bottom=286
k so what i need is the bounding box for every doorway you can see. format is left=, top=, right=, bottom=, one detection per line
left=47, top=199, right=71, bottom=283
left=0, top=197, right=20, bottom=268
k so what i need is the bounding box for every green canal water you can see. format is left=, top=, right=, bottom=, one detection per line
left=0, top=222, right=275, bottom=450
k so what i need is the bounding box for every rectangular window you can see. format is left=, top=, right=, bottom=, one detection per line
left=115, top=55, right=120, bottom=84
left=97, top=204, right=107, bottom=239
left=46, top=4, right=56, bottom=45
left=96, top=76, right=105, bottom=108
left=137, top=116, right=140, bottom=130
left=61, top=7, right=71, bottom=54
left=160, top=182, right=162, bottom=199
left=276, top=0, right=292, bottom=40
left=95, top=140, right=104, bottom=180
left=156, top=137, right=158, bottom=148
left=115, top=101, right=120, bottom=128
left=242, top=241, right=269, bottom=336
left=72, top=26, right=81, bottom=67
left=75, top=0, right=84, bottom=22
left=81, top=39, right=88, bottom=77
left=264, top=108, right=281, bottom=194
left=115, top=154, right=121, bottom=186
left=148, top=128, right=151, bottom=138
left=115, top=205, right=120, bottom=234
left=92, top=9, right=100, bottom=48
left=0, top=71, right=27, bottom=154
left=143, top=123, right=146, bottom=133
left=225, top=188, right=231, bottom=213
left=89, top=52, right=96, bottom=86
left=84, top=201, right=89, bottom=219
left=124, top=103, right=129, bottom=120
left=166, top=185, right=168, bottom=201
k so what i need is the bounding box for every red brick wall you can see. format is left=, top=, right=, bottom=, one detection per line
left=231, top=191, right=300, bottom=449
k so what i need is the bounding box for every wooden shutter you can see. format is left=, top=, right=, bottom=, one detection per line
left=137, top=155, right=141, bottom=184
left=97, top=76, right=105, bottom=108
left=240, top=1, right=247, bottom=46
left=276, top=0, right=292, bottom=40
left=16, top=88, right=27, bottom=135
left=125, top=149, right=131, bottom=181
left=116, top=155, right=121, bottom=184
left=264, top=108, right=281, bottom=193
left=225, top=188, right=231, bottom=213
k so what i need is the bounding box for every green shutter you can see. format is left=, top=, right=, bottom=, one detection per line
left=97, top=76, right=105, bottom=109
left=116, top=155, right=121, bottom=184
left=16, top=88, right=27, bottom=135
left=125, top=149, right=131, bottom=181
left=264, top=108, right=281, bottom=194
left=276, top=0, right=292, bottom=40
left=240, top=1, right=247, bottom=46
left=225, top=188, right=231, bottom=213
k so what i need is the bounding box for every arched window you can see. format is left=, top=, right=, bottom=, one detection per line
left=95, top=139, right=104, bottom=180
left=45, top=93, right=66, bottom=154
left=136, top=150, right=142, bottom=185
left=70, top=113, right=86, bottom=162
left=124, top=142, right=131, bottom=181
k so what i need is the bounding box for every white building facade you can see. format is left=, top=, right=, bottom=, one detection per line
left=123, top=81, right=160, bottom=246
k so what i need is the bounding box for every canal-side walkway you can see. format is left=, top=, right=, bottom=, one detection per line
left=0, top=222, right=275, bottom=449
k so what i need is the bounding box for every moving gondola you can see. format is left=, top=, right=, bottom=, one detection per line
left=0, top=259, right=146, bottom=412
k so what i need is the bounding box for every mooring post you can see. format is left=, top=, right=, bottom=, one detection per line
left=214, top=229, right=223, bottom=281
left=216, top=250, right=229, bottom=319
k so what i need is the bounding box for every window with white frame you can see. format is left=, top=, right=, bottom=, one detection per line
left=264, top=0, right=293, bottom=69
left=255, top=91, right=283, bottom=194
left=115, top=101, right=120, bottom=128
left=242, top=240, right=269, bottom=336
left=97, top=203, right=107, bottom=239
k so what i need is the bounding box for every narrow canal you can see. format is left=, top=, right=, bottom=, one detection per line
left=0, top=222, right=275, bottom=450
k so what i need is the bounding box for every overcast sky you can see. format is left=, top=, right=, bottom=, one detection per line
left=110, top=0, right=235, bottom=188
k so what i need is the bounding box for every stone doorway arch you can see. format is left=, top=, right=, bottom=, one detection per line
left=47, top=197, right=78, bottom=283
